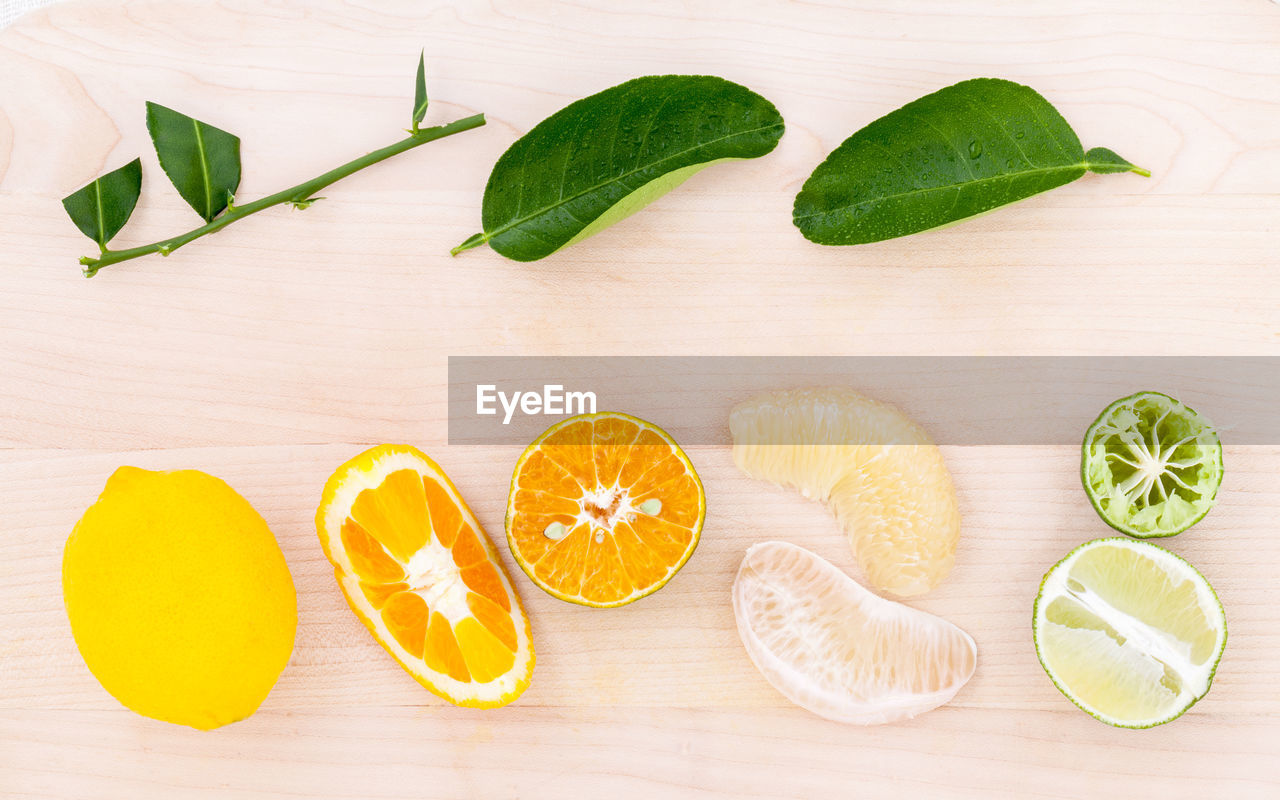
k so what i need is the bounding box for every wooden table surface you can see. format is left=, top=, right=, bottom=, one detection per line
left=2, top=1, right=1279, bottom=797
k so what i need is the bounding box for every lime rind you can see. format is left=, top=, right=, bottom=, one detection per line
left=1081, top=391, right=1223, bottom=538
left=1032, top=537, right=1227, bottom=729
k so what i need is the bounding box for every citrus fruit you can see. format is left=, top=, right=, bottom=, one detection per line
left=315, top=444, right=533, bottom=708
left=730, top=387, right=960, bottom=597
left=62, top=467, right=296, bottom=731
left=505, top=412, right=705, bottom=607
left=1082, top=391, right=1223, bottom=538
left=733, top=541, right=977, bottom=725
left=1033, top=537, right=1227, bottom=728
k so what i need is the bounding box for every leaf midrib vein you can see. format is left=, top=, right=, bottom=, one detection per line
left=794, top=163, right=1084, bottom=222
left=192, top=120, right=213, bottom=220
left=487, top=120, right=783, bottom=242
left=92, top=179, right=105, bottom=245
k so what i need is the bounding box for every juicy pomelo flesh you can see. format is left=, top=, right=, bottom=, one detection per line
left=730, top=387, right=960, bottom=596
left=62, top=467, right=297, bottom=731
left=316, top=444, right=534, bottom=708
left=733, top=541, right=977, bottom=725
left=1033, top=537, right=1227, bottom=728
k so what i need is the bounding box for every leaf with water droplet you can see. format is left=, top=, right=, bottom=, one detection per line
left=793, top=78, right=1148, bottom=245
left=453, top=75, right=784, bottom=261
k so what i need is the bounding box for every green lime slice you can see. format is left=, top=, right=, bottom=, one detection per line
left=1081, top=391, right=1222, bottom=538
left=1033, top=537, right=1227, bottom=728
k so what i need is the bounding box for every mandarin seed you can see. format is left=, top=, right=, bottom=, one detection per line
left=638, top=498, right=662, bottom=515
left=543, top=521, right=568, bottom=541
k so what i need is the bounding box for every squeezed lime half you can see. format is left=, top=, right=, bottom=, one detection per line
left=1081, top=391, right=1222, bottom=538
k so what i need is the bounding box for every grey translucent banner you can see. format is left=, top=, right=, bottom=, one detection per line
left=447, top=356, right=1278, bottom=445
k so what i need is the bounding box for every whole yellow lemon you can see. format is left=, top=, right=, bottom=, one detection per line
left=62, top=467, right=297, bottom=730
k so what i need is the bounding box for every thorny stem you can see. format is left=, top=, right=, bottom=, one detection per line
left=80, top=113, right=486, bottom=277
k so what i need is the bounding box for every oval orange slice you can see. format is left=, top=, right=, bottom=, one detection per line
left=315, top=444, right=533, bottom=707
left=506, top=412, right=706, bottom=607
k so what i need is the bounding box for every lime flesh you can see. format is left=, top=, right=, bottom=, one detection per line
left=1033, top=537, right=1226, bottom=728
left=1081, top=391, right=1222, bottom=538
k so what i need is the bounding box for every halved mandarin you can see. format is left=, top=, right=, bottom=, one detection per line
left=315, top=445, right=533, bottom=707
left=506, top=412, right=706, bottom=607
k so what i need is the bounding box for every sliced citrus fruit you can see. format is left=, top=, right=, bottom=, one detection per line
left=1082, top=391, right=1223, bottom=538
left=315, top=444, right=533, bottom=708
left=1033, top=537, right=1226, bottom=728
left=730, top=387, right=960, bottom=597
left=733, top=541, right=977, bottom=725
left=506, top=412, right=705, bottom=607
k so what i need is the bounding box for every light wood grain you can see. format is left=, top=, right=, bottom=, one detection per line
left=2, top=1, right=1279, bottom=797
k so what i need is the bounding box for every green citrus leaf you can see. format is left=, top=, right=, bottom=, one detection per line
left=412, top=50, right=429, bottom=129
left=61, top=158, right=142, bottom=247
left=793, top=78, right=1148, bottom=246
left=146, top=101, right=241, bottom=222
left=456, top=74, right=784, bottom=262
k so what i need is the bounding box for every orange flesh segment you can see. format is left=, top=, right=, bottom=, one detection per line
left=451, top=525, right=488, bottom=569
left=360, top=580, right=409, bottom=609
left=593, top=415, right=640, bottom=487
left=423, top=477, right=462, bottom=548
left=424, top=611, right=471, bottom=683
left=510, top=415, right=702, bottom=605
left=455, top=617, right=516, bottom=683
left=381, top=591, right=429, bottom=658
left=350, top=469, right=430, bottom=562
left=467, top=592, right=518, bottom=651
left=341, top=519, right=405, bottom=584
left=461, top=562, right=511, bottom=612
left=541, top=419, right=598, bottom=487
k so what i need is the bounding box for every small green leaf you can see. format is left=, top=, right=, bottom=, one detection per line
left=61, top=158, right=142, bottom=248
left=793, top=78, right=1147, bottom=245
left=1085, top=146, right=1150, bottom=177
left=411, top=50, right=429, bottom=130
left=146, top=101, right=241, bottom=222
left=457, top=74, right=784, bottom=262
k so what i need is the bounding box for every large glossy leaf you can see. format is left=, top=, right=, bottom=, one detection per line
left=146, top=101, right=241, bottom=222
left=61, top=158, right=142, bottom=247
left=793, top=78, right=1148, bottom=245
left=454, top=74, right=784, bottom=261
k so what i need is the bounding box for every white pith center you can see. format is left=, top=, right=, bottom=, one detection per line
left=542, top=486, right=661, bottom=542
left=403, top=542, right=470, bottom=620
left=1104, top=406, right=1201, bottom=506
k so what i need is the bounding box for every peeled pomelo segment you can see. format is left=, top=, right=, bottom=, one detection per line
left=316, top=444, right=534, bottom=708
left=730, top=387, right=960, bottom=597
left=1033, top=537, right=1226, bottom=728
left=733, top=541, right=977, bottom=725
